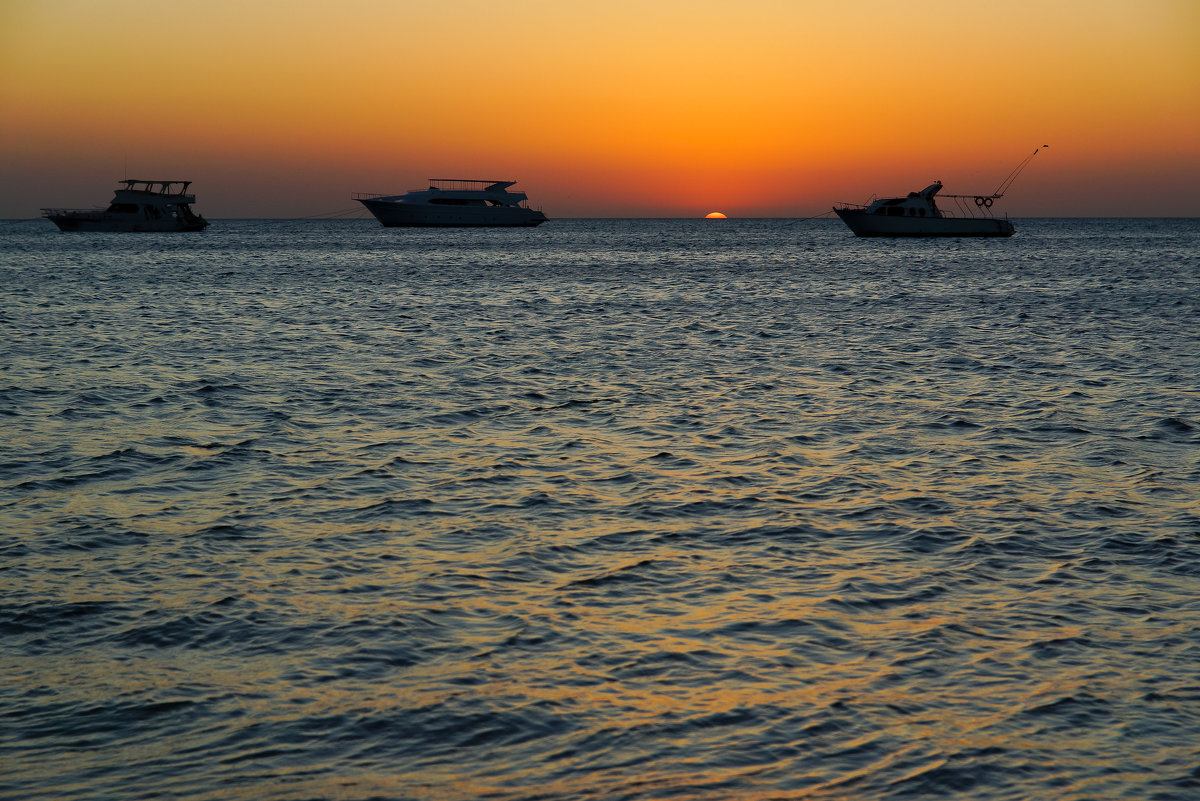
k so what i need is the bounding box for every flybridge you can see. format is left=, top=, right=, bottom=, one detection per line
left=353, top=180, right=522, bottom=199
left=427, top=179, right=517, bottom=191
left=119, top=180, right=195, bottom=195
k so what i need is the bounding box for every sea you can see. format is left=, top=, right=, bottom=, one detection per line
left=1, top=217, right=1198, bottom=801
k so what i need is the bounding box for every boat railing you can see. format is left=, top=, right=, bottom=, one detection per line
left=40, top=207, right=104, bottom=217
left=351, top=190, right=485, bottom=199
left=428, top=178, right=516, bottom=190
left=834, top=200, right=1005, bottom=220
left=940, top=194, right=1005, bottom=219
left=115, top=192, right=197, bottom=204
left=353, top=187, right=525, bottom=200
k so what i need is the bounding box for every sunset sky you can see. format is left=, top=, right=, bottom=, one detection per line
left=2, top=0, right=1197, bottom=218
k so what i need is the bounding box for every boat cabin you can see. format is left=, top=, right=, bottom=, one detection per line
left=863, top=181, right=944, bottom=218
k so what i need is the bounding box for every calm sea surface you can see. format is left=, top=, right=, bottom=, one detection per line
left=2, top=218, right=1198, bottom=800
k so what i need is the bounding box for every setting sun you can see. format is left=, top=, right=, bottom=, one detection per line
left=704, top=212, right=728, bottom=219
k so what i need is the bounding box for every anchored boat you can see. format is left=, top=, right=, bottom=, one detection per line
left=833, top=147, right=1046, bottom=237
left=354, top=179, right=548, bottom=227
left=43, top=179, right=209, bottom=232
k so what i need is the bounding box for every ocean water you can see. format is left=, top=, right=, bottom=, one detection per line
left=1, top=217, right=1198, bottom=801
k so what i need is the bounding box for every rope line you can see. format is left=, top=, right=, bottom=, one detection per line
left=298, top=207, right=371, bottom=219
left=992, top=145, right=1048, bottom=197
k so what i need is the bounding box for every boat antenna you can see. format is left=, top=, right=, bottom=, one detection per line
left=992, top=145, right=1048, bottom=198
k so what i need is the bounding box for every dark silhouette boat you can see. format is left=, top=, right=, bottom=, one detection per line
left=354, top=179, right=548, bottom=227
left=834, top=181, right=1014, bottom=237
left=43, top=180, right=208, bottom=232
left=833, top=147, right=1046, bottom=237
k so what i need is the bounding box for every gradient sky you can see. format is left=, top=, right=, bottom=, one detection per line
left=2, top=0, right=1198, bottom=218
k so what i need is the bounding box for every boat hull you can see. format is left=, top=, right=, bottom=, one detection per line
left=834, top=208, right=1014, bottom=237
left=45, top=212, right=208, bottom=233
left=358, top=199, right=547, bottom=227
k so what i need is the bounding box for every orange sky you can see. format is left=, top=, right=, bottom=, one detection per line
left=2, top=0, right=1198, bottom=217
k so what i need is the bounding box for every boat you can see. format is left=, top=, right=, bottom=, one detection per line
left=354, top=179, right=548, bottom=227
left=833, top=147, right=1047, bottom=238
left=834, top=181, right=1014, bottom=237
left=43, top=179, right=209, bottom=232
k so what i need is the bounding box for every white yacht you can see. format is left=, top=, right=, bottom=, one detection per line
left=833, top=147, right=1046, bottom=238
left=354, top=179, right=548, bottom=227
left=43, top=179, right=208, bottom=232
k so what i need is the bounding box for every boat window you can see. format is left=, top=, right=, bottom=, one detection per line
left=887, top=207, right=905, bottom=216
left=106, top=203, right=138, bottom=213
left=919, top=208, right=926, bottom=217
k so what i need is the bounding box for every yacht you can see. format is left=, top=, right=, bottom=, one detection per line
left=43, top=179, right=208, bottom=232
left=354, top=179, right=548, bottom=227
left=833, top=147, right=1046, bottom=237
left=834, top=181, right=1015, bottom=237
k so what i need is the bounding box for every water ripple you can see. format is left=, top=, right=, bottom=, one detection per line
left=1, top=219, right=1198, bottom=800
